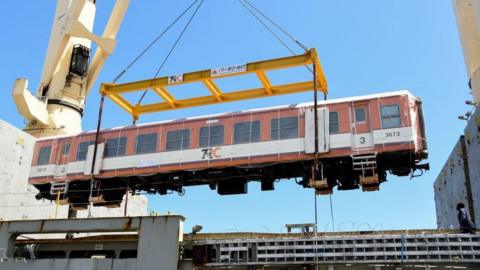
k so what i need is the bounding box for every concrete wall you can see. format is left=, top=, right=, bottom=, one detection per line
left=0, top=119, right=148, bottom=223
left=434, top=106, right=480, bottom=228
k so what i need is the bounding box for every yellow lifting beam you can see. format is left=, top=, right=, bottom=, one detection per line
left=100, top=48, right=327, bottom=120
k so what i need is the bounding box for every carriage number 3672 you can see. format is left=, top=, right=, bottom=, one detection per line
left=386, top=131, right=400, bottom=137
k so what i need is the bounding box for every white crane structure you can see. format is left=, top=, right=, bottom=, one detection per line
left=12, top=0, right=130, bottom=137
left=453, top=0, right=480, bottom=103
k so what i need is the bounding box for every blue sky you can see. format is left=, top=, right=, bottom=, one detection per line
left=0, top=1, right=472, bottom=232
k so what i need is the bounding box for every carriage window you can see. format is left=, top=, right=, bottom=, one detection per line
left=77, top=141, right=94, bottom=161
left=200, top=125, right=224, bottom=147
left=166, top=129, right=190, bottom=151
left=37, top=146, right=51, bottom=165
left=329, top=112, right=339, bottom=133
left=381, top=105, right=401, bottom=128
left=62, top=144, right=70, bottom=155
left=355, top=108, right=365, bottom=122
left=105, top=137, right=127, bottom=157
left=135, top=133, right=158, bottom=154
left=271, top=117, right=298, bottom=140
left=234, top=121, right=260, bottom=144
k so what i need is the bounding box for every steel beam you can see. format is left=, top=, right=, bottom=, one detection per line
left=4, top=229, right=480, bottom=269
left=132, top=81, right=313, bottom=116
left=256, top=71, right=273, bottom=95
left=153, top=87, right=177, bottom=108
left=0, top=216, right=184, bottom=270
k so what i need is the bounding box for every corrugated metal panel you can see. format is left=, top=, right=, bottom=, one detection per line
left=464, top=107, right=480, bottom=226
left=434, top=137, right=470, bottom=229
left=435, top=106, right=480, bottom=229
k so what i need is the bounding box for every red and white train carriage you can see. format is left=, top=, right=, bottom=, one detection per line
left=29, top=90, right=428, bottom=207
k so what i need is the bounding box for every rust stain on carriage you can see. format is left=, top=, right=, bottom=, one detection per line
left=124, top=217, right=133, bottom=230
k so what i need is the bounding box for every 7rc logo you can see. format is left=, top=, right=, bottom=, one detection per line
left=201, top=147, right=221, bottom=159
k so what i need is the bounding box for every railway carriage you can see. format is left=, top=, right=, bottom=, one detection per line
left=29, top=90, right=428, bottom=207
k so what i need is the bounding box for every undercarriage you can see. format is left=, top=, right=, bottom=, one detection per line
left=33, top=150, right=428, bottom=208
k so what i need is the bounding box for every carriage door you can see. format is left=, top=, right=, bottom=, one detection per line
left=351, top=103, right=373, bottom=149
left=305, top=107, right=330, bottom=154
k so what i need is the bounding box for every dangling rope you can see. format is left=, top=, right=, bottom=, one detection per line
left=313, top=63, right=319, bottom=154
left=88, top=94, right=106, bottom=216
left=329, top=194, right=335, bottom=232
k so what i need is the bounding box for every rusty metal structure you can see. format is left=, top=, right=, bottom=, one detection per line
left=0, top=217, right=478, bottom=270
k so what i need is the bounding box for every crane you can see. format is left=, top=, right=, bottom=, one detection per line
left=9, top=0, right=479, bottom=132
left=453, top=0, right=480, bottom=103
left=12, top=0, right=130, bottom=137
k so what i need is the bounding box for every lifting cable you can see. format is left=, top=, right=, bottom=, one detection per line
left=240, top=0, right=309, bottom=51
left=329, top=194, right=335, bottom=232
left=237, top=1, right=330, bottom=230
left=237, top=0, right=331, bottom=232
left=237, top=0, right=297, bottom=56
left=237, top=0, right=322, bottom=159
left=154, top=0, right=205, bottom=78
left=237, top=0, right=313, bottom=73
left=134, top=0, right=205, bottom=114
left=86, top=1, right=323, bottom=211
left=111, top=0, right=203, bottom=83
left=236, top=0, right=323, bottom=151
left=88, top=0, right=205, bottom=212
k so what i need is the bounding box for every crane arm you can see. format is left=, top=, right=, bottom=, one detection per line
left=13, top=0, right=130, bottom=137
left=38, top=0, right=88, bottom=92
left=453, top=0, right=480, bottom=102
left=87, top=0, right=130, bottom=93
